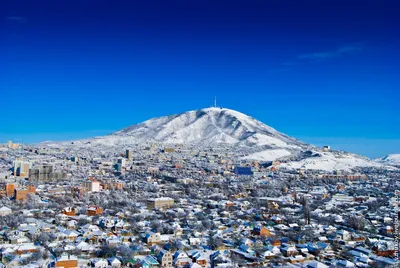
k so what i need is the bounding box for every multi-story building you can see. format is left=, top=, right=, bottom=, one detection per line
left=117, top=158, right=126, bottom=166
left=126, top=149, right=133, bottom=160
left=83, top=178, right=101, bottom=192
left=71, top=156, right=79, bottom=163
left=157, top=250, right=173, bottom=267
left=5, top=183, right=16, bottom=197
left=13, top=159, right=32, bottom=177
left=147, top=197, right=174, bottom=209
left=14, top=186, right=36, bottom=201
left=71, top=186, right=88, bottom=199
left=29, top=165, right=67, bottom=181
left=100, top=180, right=124, bottom=190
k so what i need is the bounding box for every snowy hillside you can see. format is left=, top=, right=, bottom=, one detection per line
left=376, top=154, right=400, bottom=165
left=242, top=149, right=293, bottom=162
left=280, top=151, right=382, bottom=172
left=113, top=108, right=304, bottom=148
left=39, top=107, right=386, bottom=171
left=62, top=107, right=306, bottom=154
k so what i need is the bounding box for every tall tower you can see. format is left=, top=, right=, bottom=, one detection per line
left=214, top=96, right=217, bottom=108
left=126, top=149, right=133, bottom=160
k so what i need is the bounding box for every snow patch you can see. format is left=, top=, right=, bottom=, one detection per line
left=242, top=149, right=292, bottom=161
left=376, top=154, right=400, bottom=165
left=281, top=152, right=381, bottom=171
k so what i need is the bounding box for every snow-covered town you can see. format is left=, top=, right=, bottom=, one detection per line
left=0, top=108, right=399, bottom=268
left=3, top=1, right=399, bottom=267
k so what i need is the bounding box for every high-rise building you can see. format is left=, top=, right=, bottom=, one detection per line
left=6, top=183, right=15, bottom=197
left=126, top=150, right=133, bottom=160
left=13, top=159, right=32, bottom=177
left=114, top=163, right=122, bottom=172
left=71, top=156, right=79, bottom=163
left=29, top=165, right=65, bottom=181
left=117, top=158, right=126, bottom=167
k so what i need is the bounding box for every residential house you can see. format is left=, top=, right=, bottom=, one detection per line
left=145, top=232, right=161, bottom=245
left=138, top=255, right=160, bottom=267
left=157, top=250, right=173, bottom=267
left=188, top=249, right=214, bottom=267
left=289, top=255, right=305, bottom=264
left=189, top=238, right=201, bottom=247
left=56, top=213, right=70, bottom=222
left=0, top=206, right=12, bottom=216
left=108, top=257, right=122, bottom=268
left=62, top=207, right=78, bottom=217
left=91, top=258, right=109, bottom=268
left=173, top=251, right=192, bottom=267
left=55, top=254, right=78, bottom=268
left=87, top=205, right=103, bottom=216
left=281, top=244, right=298, bottom=257
left=336, top=230, right=351, bottom=241
left=14, top=243, right=37, bottom=254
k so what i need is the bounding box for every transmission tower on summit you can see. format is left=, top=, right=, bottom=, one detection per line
left=214, top=96, right=217, bottom=108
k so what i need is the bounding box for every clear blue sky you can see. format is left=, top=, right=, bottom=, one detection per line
left=1, top=0, right=399, bottom=158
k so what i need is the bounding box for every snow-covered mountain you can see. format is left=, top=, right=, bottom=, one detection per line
left=42, top=107, right=386, bottom=171
left=376, top=154, right=400, bottom=165
left=114, top=107, right=304, bottom=149
left=41, top=107, right=304, bottom=151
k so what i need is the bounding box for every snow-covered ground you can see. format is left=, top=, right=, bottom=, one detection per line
left=376, top=154, right=400, bottom=165
left=280, top=151, right=382, bottom=171
left=242, top=149, right=292, bottom=161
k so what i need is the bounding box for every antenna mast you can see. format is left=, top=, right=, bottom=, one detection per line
left=214, top=96, right=217, bottom=108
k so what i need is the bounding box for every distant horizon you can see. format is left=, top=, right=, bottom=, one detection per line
left=2, top=0, right=399, bottom=159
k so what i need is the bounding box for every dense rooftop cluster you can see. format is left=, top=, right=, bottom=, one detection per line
left=0, top=141, right=399, bottom=267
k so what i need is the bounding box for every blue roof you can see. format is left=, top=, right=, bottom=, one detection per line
left=144, top=256, right=159, bottom=265
left=239, top=244, right=250, bottom=252
left=316, top=242, right=328, bottom=250
left=348, top=250, right=365, bottom=257
left=281, top=237, right=289, bottom=243
left=374, top=256, right=398, bottom=265
left=234, top=167, right=253, bottom=175
left=354, top=247, right=371, bottom=255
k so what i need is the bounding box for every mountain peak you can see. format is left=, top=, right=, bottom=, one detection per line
left=200, top=107, right=237, bottom=112
left=199, top=107, right=252, bottom=119
left=113, top=107, right=301, bottom=149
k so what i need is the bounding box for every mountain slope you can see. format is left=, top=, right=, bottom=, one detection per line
left=376, top=154, right=400, bottom=165
left=41, top=107, right=385, bottom=171
left=113, top=107, right=305, bottom=149
left=280, top=151, right=381, bottom=171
